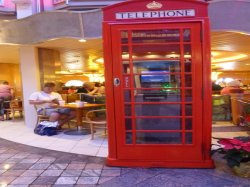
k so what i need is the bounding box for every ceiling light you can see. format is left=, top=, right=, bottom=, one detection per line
left=212, top=54, right=247, bottom=63
left=218, top=62, right=235, bottom=70
left=79, top=39, right=86, bottom=42
left=65, top=80, right=84, bottom=87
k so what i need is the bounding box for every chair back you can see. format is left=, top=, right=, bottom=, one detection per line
left=85, top=109, right=107, bottom=139
left=4, top=99, right=23, bottom=120
left=10, top=100, right=22, bottom=109
left=67, top=93, right=80, bottom=103
left=34, top=105, right=49, bottom=127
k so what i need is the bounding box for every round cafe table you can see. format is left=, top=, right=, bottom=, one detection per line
left=56, top=102, right=105, bottom=135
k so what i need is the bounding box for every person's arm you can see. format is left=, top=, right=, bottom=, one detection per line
left=88, top=87, right=99, bottom=96
left=29, top=92, right=53, bottom=105
left=29, top=99, right=52, bottom=105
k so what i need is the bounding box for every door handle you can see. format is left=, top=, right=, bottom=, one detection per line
left=114, top=78, right=120, bottom=87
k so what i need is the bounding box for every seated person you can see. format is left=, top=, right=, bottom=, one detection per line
left=84, top=82, right=99, bottom=95
left=220, top=80, right=245, bottom=95
left=212, top=81, right=223, bottom=95
left=77, top=84, right=88, bottom=93
left=67, top=86, right=77, bottom=94
left=29, top=82, right=75, bottom=128
left=95, top=82, right=105, bottom=95
left=0, top=81, right=14, bottom=120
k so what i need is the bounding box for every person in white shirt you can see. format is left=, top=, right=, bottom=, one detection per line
left=29, top=82, right=75, bottom=128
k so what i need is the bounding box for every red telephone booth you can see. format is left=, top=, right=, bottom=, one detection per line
left=103, top=0, right=214, bottom=168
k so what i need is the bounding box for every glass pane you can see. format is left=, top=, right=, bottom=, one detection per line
left=185, top=132, right=192, bottom=144
left=132, top=44, right=180, bottom=59
left=121, top=31, right=128, bottom=44
left=121, top=46, right=129, bottom=60
left=124, top=90, right=131, bottom=102
left=124, top=104, right=132, bottom=116
left=136, top=118, right=181, bottom=130
left=185, top=89, right=192, bottom=102
left=132, top=29, right=180, bottom=43
left=123, top=62, right=130, bottom=73
left=183, top=29, right=191, bottom=42
left=184, top=59, right=192, bottom=72
left=133, top=60, right=180, bottom=73
left=185, top=118, right=192, bottom=130
left=185, top=75, right=192, bottom=87
left=185, top=104, right=192, bottom=116
left=184, top=44, right=191, bottom=54
left=134, top=90, right=181, bottom=102
left=126, top=132, right=133, bottom=144
left=135, top=104, right=181, bottom=116
left=125, top=118, right=132, bottom=130
left=136, top=132, right=182, bottom=144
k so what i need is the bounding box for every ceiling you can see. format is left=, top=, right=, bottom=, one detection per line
left=0, top=31, right=250, bottom=72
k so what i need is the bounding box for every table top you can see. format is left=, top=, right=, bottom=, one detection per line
left=56, top=103, right=105, bottom=109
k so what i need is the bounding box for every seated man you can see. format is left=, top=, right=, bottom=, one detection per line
left=220, top=80, right=244, bottom=95
left=0, top=81, right=14, bottom=120
left=29, top=82, right=75, bottom=128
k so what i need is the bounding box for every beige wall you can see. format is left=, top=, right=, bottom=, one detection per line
left=38, top=48, right=90, bottom=88
left=0, top=63, right=22, bottom=97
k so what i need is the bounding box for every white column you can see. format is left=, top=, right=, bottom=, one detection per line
left=12, top=0, right=35, bottom=19
left=19, top=46, right=40, bottom=128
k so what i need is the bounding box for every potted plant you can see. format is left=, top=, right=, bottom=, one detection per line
left=212, top=136, right=250, bottom=178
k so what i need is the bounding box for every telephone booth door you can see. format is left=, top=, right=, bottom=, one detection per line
left=111, top=23, right=204, bottom=163
left=103, top=0, right=213, bottom=168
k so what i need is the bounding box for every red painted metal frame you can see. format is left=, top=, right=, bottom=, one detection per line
left=103, top=0, right=214, bottom=168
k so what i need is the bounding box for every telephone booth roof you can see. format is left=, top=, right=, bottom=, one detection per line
left=103, top=0, right=208, bottom=22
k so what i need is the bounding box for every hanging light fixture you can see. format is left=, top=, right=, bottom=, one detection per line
left=65, top=80, right=84, bottom=87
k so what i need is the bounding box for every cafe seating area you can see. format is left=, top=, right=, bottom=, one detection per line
left=212, top=93, right=250, bottom=129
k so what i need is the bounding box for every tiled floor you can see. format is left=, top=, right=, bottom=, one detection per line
left=0, top=119, right=249, bottom=186
left=0, top=119, right=108, bottom=157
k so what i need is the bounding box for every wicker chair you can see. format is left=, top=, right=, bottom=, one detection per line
left=84, top=109, right=107, bottom=139
left=34, top=105, right=49, bottom=127
left=4, top=100, right=23, bottom=120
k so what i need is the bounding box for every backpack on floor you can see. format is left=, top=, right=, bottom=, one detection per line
left=34, top=121, right=58, bottom=136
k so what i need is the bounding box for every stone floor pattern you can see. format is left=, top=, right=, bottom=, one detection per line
left=0, top=138, right=249, bottom=186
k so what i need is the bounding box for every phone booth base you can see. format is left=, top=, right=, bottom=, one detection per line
left=103, top=0, right=214, bottom=168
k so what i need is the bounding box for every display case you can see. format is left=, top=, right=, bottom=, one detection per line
left=212, top=95, right=231, bottom=121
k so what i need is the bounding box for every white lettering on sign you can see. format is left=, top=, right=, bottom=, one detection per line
left=116, top=9, right=195, bottom=19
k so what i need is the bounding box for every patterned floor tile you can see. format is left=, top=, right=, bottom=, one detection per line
left=40, top=170, right=63, bottom=177
left=55, top=177, right=78, bottom=185
left=48, top=163, right=69, bottom=170
left=61, top=169, right=82, bottom=177
left=21, top=170, right=44, bottom=177
left=81, top=169, right=102, bottom=177
left=1, top=169, right=25, bottom=177
left=76, top=176, right=99, bottom=185
left=32, top=176, right=59, bottom=185
left=10, top=176, right=37, bottom=185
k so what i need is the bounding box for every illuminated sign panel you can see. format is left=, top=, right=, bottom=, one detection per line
left=116, top=9, right=195, bottom=20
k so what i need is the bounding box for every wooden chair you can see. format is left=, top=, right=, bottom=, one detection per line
left=84, top=109, right=107, bottom=140
left=34, top=105, right=49, bottom=127
left=67, top=93, right=80, bottom=103
left=4, top=100, right=23, bottom=120
left=34, top=105, right=73, bottom=129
